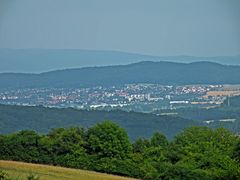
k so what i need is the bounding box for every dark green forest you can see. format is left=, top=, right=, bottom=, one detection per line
left=0, top=104, right=197, bottom=140
left=1, top=103, right=240, bottom=140
left=1, top=121, right=240, bottom=179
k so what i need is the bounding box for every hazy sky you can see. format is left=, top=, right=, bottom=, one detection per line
left=0, top=0, right=240, bottom=56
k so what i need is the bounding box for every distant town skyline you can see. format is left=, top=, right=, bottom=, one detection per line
left=0, top=0, right=240, bottom=57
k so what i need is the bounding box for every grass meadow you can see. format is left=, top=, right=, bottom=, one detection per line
left=0, top=160, right=136, bottom=180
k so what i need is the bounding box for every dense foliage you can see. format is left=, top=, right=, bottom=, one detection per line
left=1, top=121, right=240, bottom=180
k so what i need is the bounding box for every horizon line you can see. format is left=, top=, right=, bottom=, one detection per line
left=0, top=48, right=239, bottom=58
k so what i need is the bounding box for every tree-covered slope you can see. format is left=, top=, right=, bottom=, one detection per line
left=1, top=61, right=240, bottom=89
left=0, top=104, right=196, bottom=140
left=223, top=95, right=240, bottom=108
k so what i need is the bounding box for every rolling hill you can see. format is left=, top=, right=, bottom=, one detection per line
left=0, top=104, right=197, bottom=140
left=1, top=61, right=240, bottom=89
left=0, top=49, right=239, bottom=73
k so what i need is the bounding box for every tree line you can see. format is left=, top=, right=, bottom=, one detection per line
left=1, top=121, right=240, bottom=179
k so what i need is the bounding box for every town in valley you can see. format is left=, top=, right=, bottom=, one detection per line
left=1, top=84, right=240, bottom=112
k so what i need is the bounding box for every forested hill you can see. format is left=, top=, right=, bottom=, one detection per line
left=0, top=104, right=197, bottom=140
left=1, top=61, right=240, bottom=89
left=223, top=95, right=240, bottom=108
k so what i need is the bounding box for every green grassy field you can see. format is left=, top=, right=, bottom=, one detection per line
left=0, top=160, right=136, bottom=180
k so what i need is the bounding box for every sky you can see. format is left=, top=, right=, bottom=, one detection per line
left=0, top=0, right=240, bottom=56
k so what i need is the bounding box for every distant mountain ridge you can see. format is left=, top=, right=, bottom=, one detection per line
left=0, top=61, right=240, bottom=89
left=0, top=49, right=239, bottom=73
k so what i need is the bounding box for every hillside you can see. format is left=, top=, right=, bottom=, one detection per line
left=153, top=106, right=240, bottom=135
left=1, top=104, right=240, bottom=141
left=223, top=95, right=240, bottom=108
left=1, top=61, right=240, bottom=89
left=0, top=104, right=196, bottom=140
left=0, top=49, right=239, bottom=73
left=0, top=160, right=136, bottom=180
